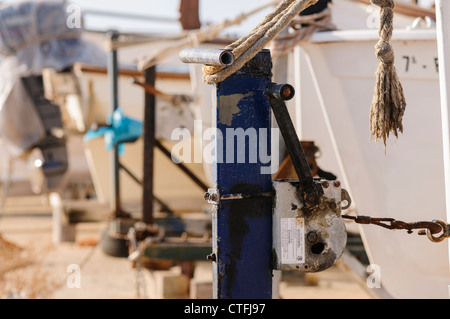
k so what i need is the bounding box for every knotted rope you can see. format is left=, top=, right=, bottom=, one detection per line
left=202, top=0, right=318, bottom=85
left=369, top=0, right=406, bottom=147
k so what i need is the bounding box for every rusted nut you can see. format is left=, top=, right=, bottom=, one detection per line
left=322, top=181, right=329, bottom=189
left=333, top=181, right=341, bottom=188
left=329, top=202, right=337, bottom=210
left=206, top=253, right=217, bottom=262
left=307, top=231, right=319, bottom=243
left=204, top=192, right=219, bottom=203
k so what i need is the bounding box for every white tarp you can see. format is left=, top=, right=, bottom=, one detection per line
left=0, top=0, right=106, bottom=157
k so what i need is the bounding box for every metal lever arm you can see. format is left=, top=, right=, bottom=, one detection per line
left=266, top=83, right=323, bottom=209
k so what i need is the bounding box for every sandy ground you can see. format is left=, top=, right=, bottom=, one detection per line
left=0, top=199, right=373, bottom=300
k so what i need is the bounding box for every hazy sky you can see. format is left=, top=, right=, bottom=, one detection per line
left=71, top=0, right=273, bottom=36
left=69, top=0, right=436, bottom=35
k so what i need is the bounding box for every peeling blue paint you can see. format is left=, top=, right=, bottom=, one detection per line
left=212, top=50, right=274, bottom=299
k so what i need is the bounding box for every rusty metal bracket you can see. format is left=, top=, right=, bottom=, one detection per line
left=341, top=188, right=351, bottom=210
left=204, top=187, right=273, bottom=205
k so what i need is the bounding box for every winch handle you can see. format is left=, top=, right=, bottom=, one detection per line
left=266, top=83, right=323, bottom=209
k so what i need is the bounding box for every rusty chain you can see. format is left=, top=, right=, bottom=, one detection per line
left=342, top=215, right=450, bottom=243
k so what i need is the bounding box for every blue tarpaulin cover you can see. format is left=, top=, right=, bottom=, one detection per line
left=84, top=108, right=143, bottom=155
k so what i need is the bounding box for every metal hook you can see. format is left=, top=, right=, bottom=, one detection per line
left=426, top=219, right=449, bottom=243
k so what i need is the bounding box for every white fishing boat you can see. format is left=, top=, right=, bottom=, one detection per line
left=288, top=0, right=449, bottom=298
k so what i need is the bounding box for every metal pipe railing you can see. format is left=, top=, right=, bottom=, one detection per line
left=179, top=48, right=235, bottom=66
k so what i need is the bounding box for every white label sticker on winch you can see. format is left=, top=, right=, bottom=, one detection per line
left=281, top=217, right=305, bottom=264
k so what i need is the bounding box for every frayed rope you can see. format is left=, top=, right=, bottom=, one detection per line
left=369, top=0, right=406, bottom=147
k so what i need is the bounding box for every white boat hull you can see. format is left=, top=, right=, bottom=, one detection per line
left=297, top=28, right=449, bottom=298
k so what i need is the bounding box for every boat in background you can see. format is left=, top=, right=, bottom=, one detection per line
left=291, top=0, right=448, bottom=298
left=0, top=0, right=447, bottom=299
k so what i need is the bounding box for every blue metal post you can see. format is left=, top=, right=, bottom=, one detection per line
left=211, top=49, right=274, bottom=299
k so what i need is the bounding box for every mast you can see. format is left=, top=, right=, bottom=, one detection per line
left=179, top=0, right=201, bottom=30
left=435, top=0, right=450, bottom=294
